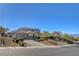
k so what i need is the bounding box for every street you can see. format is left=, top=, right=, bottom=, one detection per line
left=0, top=46, right=79, bottom=56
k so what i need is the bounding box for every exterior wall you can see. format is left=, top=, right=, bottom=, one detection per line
left=13, top=33, right=40, bottom=40
left=13, top=33, right=27, bottom=39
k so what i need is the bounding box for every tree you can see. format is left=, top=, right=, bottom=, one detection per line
left=74, top=37, right=79, bottom=41
left=40, top=31, right=52, bottom=41
left=62, top=34, right=75, bottom=44
left=0, top=26, right=9, bottom=37
left=0, top=26, right=9, bottom=47
left=63, top=34, right=74, bottom=40
left=52, top=31, right=62, bottom=41
left=0, top=26, right=8, bottom=33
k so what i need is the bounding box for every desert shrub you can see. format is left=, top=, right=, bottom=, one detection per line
left=0, top=37, right=20, bottom=47
left=8, top=40, right=14, bottom=46
left=18, top=40, right=25, bottom=46
left=39, top=37, right=48, bottom=41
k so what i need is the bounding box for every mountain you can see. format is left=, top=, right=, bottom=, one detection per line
left=70, top=34, right=79, bottom=37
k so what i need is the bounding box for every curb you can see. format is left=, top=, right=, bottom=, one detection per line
left=0, top=44, right=78, bottom=49
left=60, top=44, right=79, bottom=48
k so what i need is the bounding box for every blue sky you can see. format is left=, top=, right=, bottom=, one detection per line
left=0, top=3, right=79, bottom=34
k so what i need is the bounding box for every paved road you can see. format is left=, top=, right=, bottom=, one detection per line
left=0, top=47, right=79, bottom=56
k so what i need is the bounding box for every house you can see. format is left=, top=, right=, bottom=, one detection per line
left=8, top=28, right=40, bottom=41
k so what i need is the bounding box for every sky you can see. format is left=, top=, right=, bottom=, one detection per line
left=0, top=3, right=79, bottom=34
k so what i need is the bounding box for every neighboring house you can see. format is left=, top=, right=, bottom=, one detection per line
left=7, top=28, right=40, bottom=41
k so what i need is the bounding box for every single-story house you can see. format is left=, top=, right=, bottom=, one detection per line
left=7, top=28, right=40, bottom=41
